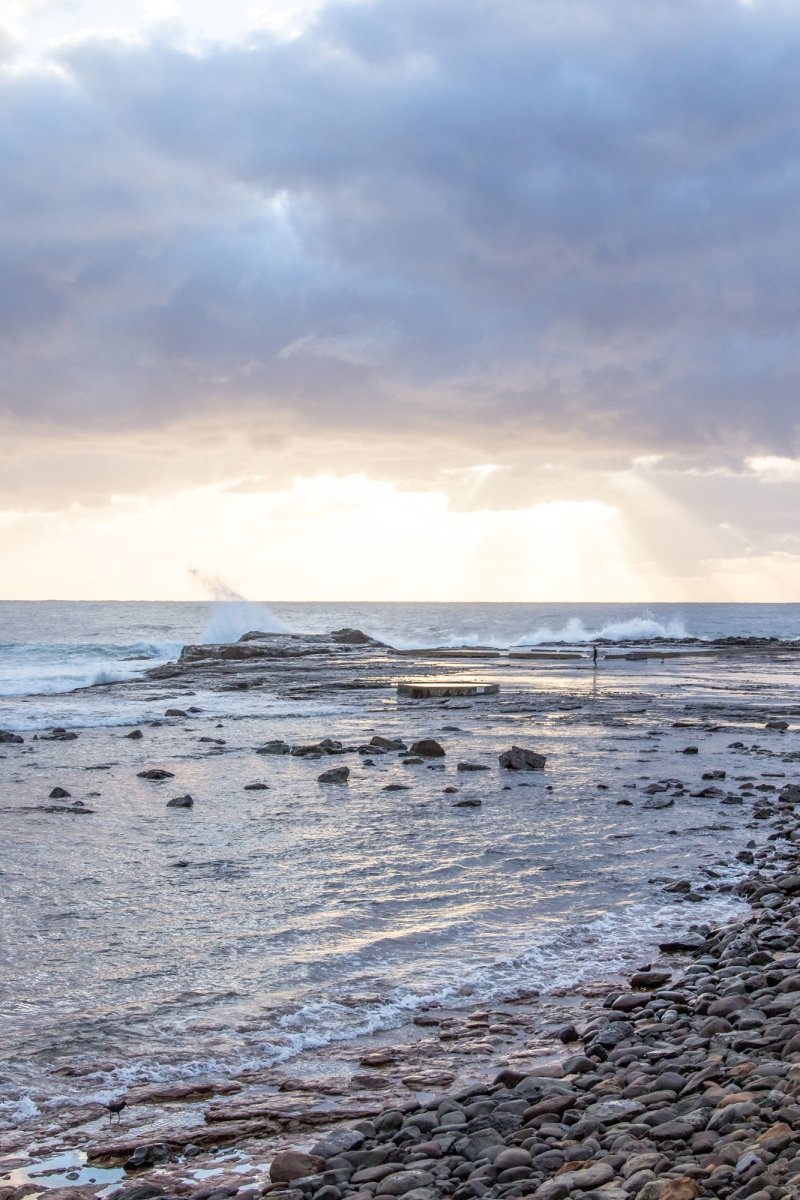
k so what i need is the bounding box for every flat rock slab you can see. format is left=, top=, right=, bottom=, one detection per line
left=397, top=682, right=499, bottom=698
left=390, top=649, right=502, bottom=659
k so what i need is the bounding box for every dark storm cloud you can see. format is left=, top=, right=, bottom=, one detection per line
left=2, top=0, right=800, bottom=455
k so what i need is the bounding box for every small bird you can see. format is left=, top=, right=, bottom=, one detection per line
left=107, top=1097, right=127, bottom=1123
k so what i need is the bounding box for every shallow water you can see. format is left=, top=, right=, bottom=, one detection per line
left=2, top=635, right=798, bottom=1129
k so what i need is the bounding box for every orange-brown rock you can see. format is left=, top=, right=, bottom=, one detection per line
left=658, top=1180, right=701, bottom=1200
left=269, top=1151, right=324, bottom=1183
left=124, top=1080, right=241, bottom=1105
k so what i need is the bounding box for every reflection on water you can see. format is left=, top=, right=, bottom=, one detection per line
left=0, top=637, right=797, bottom=1125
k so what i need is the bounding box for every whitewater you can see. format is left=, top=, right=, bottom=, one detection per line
left=0, top=601, right=797, bottom=710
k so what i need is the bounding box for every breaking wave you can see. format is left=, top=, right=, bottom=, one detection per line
left=201, top=601, right=292, bottom=643
left=515, top=614, right=689, bottom=646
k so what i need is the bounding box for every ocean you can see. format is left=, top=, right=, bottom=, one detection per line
left=0, top=601, right=797, bottom=721
left=0, top=601, right=798, bottom=1143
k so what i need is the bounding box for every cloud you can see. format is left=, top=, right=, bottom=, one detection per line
left=1, top=0, right=800, bottom=469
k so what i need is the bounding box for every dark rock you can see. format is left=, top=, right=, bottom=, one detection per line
left=125, top=1144, right=171, bottom=1170
left=126, top=730, right=144, bottom=739
left=409, top=739, right=446, bottom=758
left=330, top=628, right=383, bottom=645
left=318, top=767, right=350, bottom=783
left=49, top=787, right=71, bottom=799
left=257, top=740, right=291, bottom=755
left=682, top=746, right=699, bottom=754
left=293, top=739, right=344, bottom=757
left=643, top=795, right=674, bottom=809
left=370, top=736, right=407, bottom=751
left=557, top=1024, right=580, bottom=1043
left=166, top=794, right=194, bottom=808
left=0, top=730, right=23, bottom=744
left=137, top=769, right=175, bottom=780
left=499, top=746, right=546, bottom=770
left=457, top=762, right=490, bottom=772
left=109, top=1186, right=166, bottom=1200
left=164, top=708, right=188, bottom=718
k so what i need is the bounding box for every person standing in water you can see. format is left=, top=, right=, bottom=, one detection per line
left=592, top=644, right=598, bottom=667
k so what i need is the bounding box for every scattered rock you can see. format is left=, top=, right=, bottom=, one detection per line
left=499, top=746, right=547, bottom=770
left=49, top=787, right=71, bottom=799
left=137, top=768, right=175, bottom=780
left=370, top=736, right=407, bottom=751
left=166, top=794, right=194, bottom=808
left=0, top=730, right=23, bottom=744
left=409, top=739, right=445, bottom=758
left=318, top=766, right=350, bottom=783
left=257, top=740, right=291, bottom=755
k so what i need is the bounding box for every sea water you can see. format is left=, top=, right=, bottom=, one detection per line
left=0, top=601, right=798, bottom=1129
left=0, top=600, right=797, bottom=715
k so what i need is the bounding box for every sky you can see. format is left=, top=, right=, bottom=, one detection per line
left=1, top=0, right=799, bottom=601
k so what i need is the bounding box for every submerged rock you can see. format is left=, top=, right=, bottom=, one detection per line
left=0, top=730, right=23, bottom=744
left=166, top=794, right=194, bottom=808
left=137, top=768, right=175, bottom=781
left=257, top=739, right=291, bottom=755
left=318, top=766, right=350, bottom=784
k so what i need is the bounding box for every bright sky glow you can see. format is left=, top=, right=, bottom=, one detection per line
left=1, top=0, right=799, bottom=600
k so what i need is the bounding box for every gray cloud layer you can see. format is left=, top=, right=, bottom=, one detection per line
left=2, top=0, right=800, bottom=456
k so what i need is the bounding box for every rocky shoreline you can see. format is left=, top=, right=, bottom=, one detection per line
left=1, top=779, right=798, bottom=1200
left=116, top=781, right=800, bottom=1200
left=225, top=779, right=800, bottom=1200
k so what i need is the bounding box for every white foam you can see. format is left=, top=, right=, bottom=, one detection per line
left=0, top=1095, right=40, bottom=1130
left=515, top=614, right=688, bottom=646
left=201, top=601, right=291, bottom=643
left=30, top=890, right=747, bottom=1113
left=370, top=612, right=689, bottom=651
